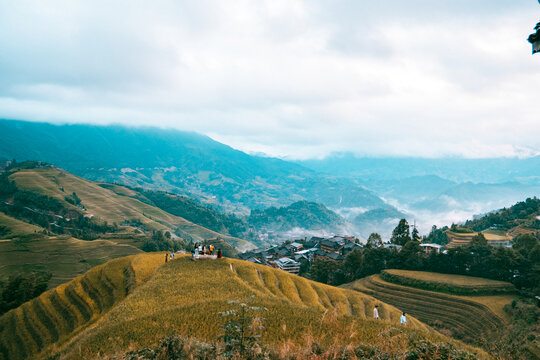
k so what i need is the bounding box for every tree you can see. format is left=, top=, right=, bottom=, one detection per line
left=342, top=249, right=364, bottom=282
left=391, top=219, right=411, bottom=246
left=307, top=259, right=340, bottom=284
left=513, top=233, right=539, bottom=256
left=366, top=233, right=383, bottom=248
left=411, top=226, right=420, bottom=241
left=396, top=240, right=424, bottom=270
left=470, top=233, right=487, bottom=247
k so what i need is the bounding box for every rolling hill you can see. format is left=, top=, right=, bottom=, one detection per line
left=0, top=254, right=484, bottom=360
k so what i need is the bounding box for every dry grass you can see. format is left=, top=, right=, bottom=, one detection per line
left=0, top=254, right=484, bottom=360
left=0, top=253, right=486, bottom=360
left=0, top=254, right=150, bottom=360
left=57, top=256, right=480, bottom=359
left=343, top=274, right=512, bottom=346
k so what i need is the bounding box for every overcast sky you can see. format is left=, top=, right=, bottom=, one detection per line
left=1, top=1, right=539, bottom=159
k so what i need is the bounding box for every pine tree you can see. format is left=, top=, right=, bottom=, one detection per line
left=411, top=227, right=420, bottom=241
left=391, top=219, right=411, bottom=246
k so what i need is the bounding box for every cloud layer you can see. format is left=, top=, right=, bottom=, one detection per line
left=1, top=0, right=539, bottom=159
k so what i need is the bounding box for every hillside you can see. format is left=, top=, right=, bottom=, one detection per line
left=7, top=166, right=253, bottom=249
left=342, top=273, right=514, bottom=346
left=0, top=120, right=388, bottom=215
left=464, top=197, right=540, bottom=232
left=380, top=269, right=516, bottom=296
left=0, top=254, right=484, bottom=360
left=248, top=200, right=347, bottom=235
left=0, top=165, right=258, bottom=287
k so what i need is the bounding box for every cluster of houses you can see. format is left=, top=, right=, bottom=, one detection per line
left=238, top=235, right=362, bottom=274
left=238, top=235, right=448, bottom=275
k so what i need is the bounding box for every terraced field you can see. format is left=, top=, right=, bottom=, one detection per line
left=381, top=269, right=516, bottom=295
left=0, top=253, right=164, bottom=360
left=0, top=255, right=484, bottom=360
left=0, top=232, right=142, bottom=288
left=343, top=274, right=507, bottom=345
left=9, top=167, right=254, bottom=250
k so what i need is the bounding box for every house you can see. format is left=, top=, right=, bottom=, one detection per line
left=329, top=236, right=347, bottom=246
left=419, top=243, right=442, bottom=254
left=320, top=239, right=343, bottom=253
left=313, top=249, right=344, bottom=262
left=288, top=242, right=303, bottom=252
left=309, top=236, right=326, bottom=244
left=275, top=257, right=301, bottom=274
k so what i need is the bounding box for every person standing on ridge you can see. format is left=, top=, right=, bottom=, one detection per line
left=217, top=248, right=222, bottom=259
left=400, top=312, right=407, bottom=326
left=165, top=253, right=168, bottom=263
left=373, top=305, right=380, bottom=319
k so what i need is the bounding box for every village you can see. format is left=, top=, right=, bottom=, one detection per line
left=237, top=235, right=447, bottom=275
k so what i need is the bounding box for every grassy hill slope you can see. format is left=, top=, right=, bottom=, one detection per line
left=0, top=211, right=43, bottom=237
left=343, top=273, right=512, bottom=345
left=9, top=167, right=254, bottom=250
left=0, top=255, right=483, bottom=360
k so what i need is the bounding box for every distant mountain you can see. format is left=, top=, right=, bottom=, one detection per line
left=0, top=120, right=387, bottom=216
left=299, top=153, right=540, bottom=184
left=301, top=154, right=540, bottom=234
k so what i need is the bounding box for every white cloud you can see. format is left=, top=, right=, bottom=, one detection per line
left=0, top=0, right=539, bottom=159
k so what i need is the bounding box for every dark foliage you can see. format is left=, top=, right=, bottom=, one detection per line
left=465, top=197, right=540, bottom=231
left=0, top=272, right=52, bottom=316
left=141, top=230, right=188, bottom=252
left=391, top=219, right=411, bottom=246
left=139, top=190, right=247, bottom=237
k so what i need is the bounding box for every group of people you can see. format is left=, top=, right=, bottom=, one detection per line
left=373, top=305, right=407, bottom=325
left=163, top=243, right=223, bottom=263
left=191, top=243, right=222, bottom=258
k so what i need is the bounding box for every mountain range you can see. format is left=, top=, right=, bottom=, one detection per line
left=2, top=119, right=540, bottom=238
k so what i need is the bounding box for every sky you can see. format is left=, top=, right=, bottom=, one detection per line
left=1, top=0, right=539, bottom=160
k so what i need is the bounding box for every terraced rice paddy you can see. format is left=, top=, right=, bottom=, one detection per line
left=381, top=269, right=516, bottom=295
left=343, top=274, right=508, bottom=345
left=0, top=253, right=165, bottom=360
left=0, top=254, right=483, bottom=360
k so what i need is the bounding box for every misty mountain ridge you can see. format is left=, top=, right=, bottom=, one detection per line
left=0, top=119, right=395, bottom=238
left=3, top=119, right=539, bottom=238
left=299, top=152, right=540, bottom=184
